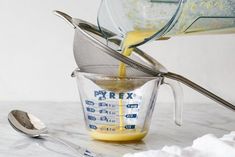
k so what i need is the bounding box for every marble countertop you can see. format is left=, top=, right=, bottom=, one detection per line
left=0, top=101, right=234, bottom=157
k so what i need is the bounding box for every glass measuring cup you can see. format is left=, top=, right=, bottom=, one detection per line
left=98, top=0, right=235, bottom=46
left=72, top=68, right=183, bottom=142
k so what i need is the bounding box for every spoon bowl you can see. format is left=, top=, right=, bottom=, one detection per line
left=8, top=110, right=47, bottom=137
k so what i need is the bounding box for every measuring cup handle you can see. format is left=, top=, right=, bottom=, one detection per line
left=163, top=77, right=183, bottom=126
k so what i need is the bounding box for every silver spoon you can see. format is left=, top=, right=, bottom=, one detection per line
left=8, top=109, right=102, bottom=157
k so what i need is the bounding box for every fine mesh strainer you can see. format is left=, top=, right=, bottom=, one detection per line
left=72, top=19, right=166, bottom=77
left=54, top=11, right=165, bottom=77
left=54, top=10, right=235, bottom=111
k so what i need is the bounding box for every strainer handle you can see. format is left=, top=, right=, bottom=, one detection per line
left=163, top=78, right=183, bottom=126
left=165, top=72, right=235, bottom=111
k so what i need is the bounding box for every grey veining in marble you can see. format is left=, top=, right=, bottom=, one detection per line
left=0, top=102, right=234, bottom=157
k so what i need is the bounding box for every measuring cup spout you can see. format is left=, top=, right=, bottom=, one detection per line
left=71, top=68, right=80, bottom=77
left=53, top=10, right=77, bottom=29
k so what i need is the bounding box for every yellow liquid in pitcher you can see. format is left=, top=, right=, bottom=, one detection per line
left=91, top=31, right=155, bottom=142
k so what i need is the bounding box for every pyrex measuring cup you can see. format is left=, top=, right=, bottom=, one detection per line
left=72, top=68, right=183, bottom=142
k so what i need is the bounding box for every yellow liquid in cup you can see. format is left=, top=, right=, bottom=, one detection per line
left=91, top=31, right=155, bottom=142
left=91, top=127, right=147, bottom=142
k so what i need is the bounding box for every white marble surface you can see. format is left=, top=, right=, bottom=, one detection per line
left=0, top=101, right=234, bottom=157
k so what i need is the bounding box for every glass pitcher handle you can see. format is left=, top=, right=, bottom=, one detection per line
left=163, top=77, right=183, bottom=126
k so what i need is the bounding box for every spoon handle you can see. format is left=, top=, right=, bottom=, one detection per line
left=165, top=72, right=235, bottom=111
left=41, top=134, right=102, bottom=157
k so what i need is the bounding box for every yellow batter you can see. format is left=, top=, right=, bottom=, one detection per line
left=91, top=30, right=155, bottom=142
left=91, top=128, right=147, bottom=142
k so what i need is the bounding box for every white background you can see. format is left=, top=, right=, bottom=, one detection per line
left=0, top=0, right=235, bottom=103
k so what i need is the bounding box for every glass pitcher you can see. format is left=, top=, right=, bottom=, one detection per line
left=98, top=0, right=235, bottom=46
left=72, top=68, right=183, bottom=142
